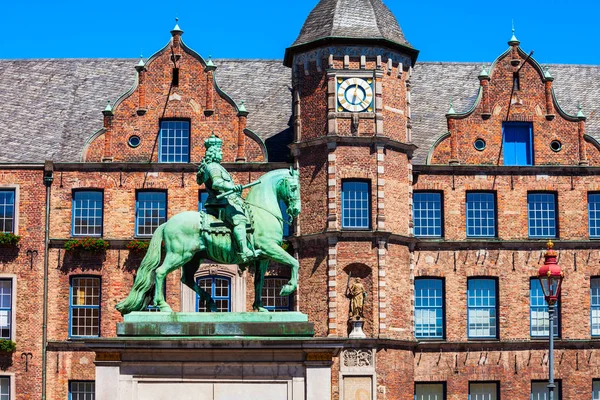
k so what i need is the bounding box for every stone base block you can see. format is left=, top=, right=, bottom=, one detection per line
left=117, top=312, right=314, bottom=337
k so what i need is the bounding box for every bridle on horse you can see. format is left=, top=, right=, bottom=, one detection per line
left=242, top=175, right=298, bottom=227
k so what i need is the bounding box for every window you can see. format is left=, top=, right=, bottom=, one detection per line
left=261, top=277, right=292, bottom=311
left=528, top=193, right=557, bottom=238
left=530, top=279, right=559, bottom=338
left=198, top=191, right=208, bottom=213
left=341, top=181, right=370, bottom=229
left=414, top=278, right=444, bottom=339
left=413, top=192, right=443, bottom=237
left=502, top=122, right=532, bottom=166
left=531, top=380, right=560, bottom=400
left=72, top=191, right=103, bottom=236
left=0, top=280, right=12, bottom=340
left=593, top=380, right=600, bottom=400
left=136, top=191, right=167, bottom=237
left=279, top=200, right=290, bottom=237
left=589, top=193, right=600, bottom=238
left=593, top=278, right=600, bottom=336
left=415, top=383, right=445, bottom=400
left=0, top=377, right=9, bottom=400
left=467, top=278, right=498, bottom=339
left=469, top=382, right=498, bottom=400
left=0, top=190, right=15, bottom=233
left=70, top=277, right=100, bottom=337
left=158, top=120, right=190, bottom=163
left=69, top=381, right=95, bottom=400
left=466, top=192, right=496, bottom=237
left=196, top=276, right=230, bottom=312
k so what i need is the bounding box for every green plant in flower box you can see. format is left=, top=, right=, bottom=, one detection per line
left=0, top=339, right=16, bottom=353
left=64, top=238, right=109, bottom=252
left=0, top=233, right=21, bottom=246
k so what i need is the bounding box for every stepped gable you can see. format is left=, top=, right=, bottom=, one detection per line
left=291, top=0, right=411, bottom=48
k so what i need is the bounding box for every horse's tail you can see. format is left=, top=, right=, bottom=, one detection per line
left=116, top=223, right=166, bottom=316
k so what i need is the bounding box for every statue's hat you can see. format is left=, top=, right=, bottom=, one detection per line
left=204, top=133, right=222, bottom=149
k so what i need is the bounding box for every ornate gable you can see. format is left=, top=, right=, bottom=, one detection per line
left=83, top=22, right=266, bottom=163
left=428, top=33, right=594, bottom=166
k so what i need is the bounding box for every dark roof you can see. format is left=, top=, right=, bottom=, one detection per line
left=0, top=58, right=292, bottom=163
left=291, top=0, right=411, bottom=48
left=0, top=58, right=598, bottom=164
left=410, top=62, right=600, bottom=163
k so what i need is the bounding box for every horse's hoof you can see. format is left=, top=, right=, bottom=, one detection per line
left=279, top=284, right=295, bottom=296
left=207, top=302, right=218, bottom=312
left=159, top=305, right=173, bottom=313
left=258, top=307, right=269, bottom=312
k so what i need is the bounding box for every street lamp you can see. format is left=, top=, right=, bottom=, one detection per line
left=537, top=240, right=564, bottom=400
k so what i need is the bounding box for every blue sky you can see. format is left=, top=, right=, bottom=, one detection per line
left=1, top=0, right=598, bottom=65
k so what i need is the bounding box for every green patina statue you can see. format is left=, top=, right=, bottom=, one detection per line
left=196, top=134, right=257, bottom=263
left=116, top=135, right=301, bottom=314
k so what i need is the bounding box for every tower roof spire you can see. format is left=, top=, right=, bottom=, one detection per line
left=284, top=0, right=418, bottom=66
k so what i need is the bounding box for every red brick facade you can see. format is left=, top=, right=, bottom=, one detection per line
left=1, top=16, right=600, bottom=400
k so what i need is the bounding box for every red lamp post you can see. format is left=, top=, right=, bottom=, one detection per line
left=537, top=240, right=564, bottom=400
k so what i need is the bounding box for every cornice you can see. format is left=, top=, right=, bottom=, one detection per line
left=289, top=135, right=417, bottom=157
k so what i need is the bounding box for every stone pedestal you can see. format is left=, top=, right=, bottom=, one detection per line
left=348, top=319, right=366, bottom=339
left=85, top=312, right=343, bottom=400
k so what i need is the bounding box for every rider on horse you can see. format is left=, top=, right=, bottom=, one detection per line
left=197, top=134, right=256, bottom=263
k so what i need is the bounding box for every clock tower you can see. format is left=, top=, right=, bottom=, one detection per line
left=285, top=0, right=420, bottom=354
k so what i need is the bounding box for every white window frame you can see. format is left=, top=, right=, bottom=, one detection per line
left=180, top=263, right=246, bottom=312
left=0, top=186, right=18, bottom=235
left=0, top=276, right=16, bottom=342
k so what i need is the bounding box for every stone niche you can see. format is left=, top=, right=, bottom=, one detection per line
left=89, top=340, right=343, bottom=400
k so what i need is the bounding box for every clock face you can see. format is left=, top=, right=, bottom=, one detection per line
left=337, top=77, right=374, bottom=112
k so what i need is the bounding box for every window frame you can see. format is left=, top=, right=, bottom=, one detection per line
left=69, top=380, right=95, bottom=400
left=527, top=192, right=558, bottom=239
left=198, top=190, right=208, bottom=213
left=414, top=277, right=445, bottom=340
left=195, top=275, right=231, bottom=312
left=69, top=276, right=101, bottom=338
left=592, top=277, right=600, bottom=337
left=414, top=382, right=446, bottom=400
left=465, top=191, right=497, bottom=238
left=135, top=190, right=168, bottom=238
left=530, top=278, right=560, bottom=338
left=531, top=380, right=561, bottom=400
left=0, top=278, right=13, bottom=341
left=593, top=379, right=600, bottom=400
left=0, top=188, right=17, bottom=235
left=589, top=192, right=600, bottom=238
left=158, top=119, right=190, bottom=163
left=341, top=180, right=371, bottom=230
left=413, top=191, right=444, bottom=238
left=0, top=375, right=11, bottom=400
left=261, top=276, right=292, bottom=312
left=468, top=381, right=499, bottom=400
left=71, top=189, right=104, bottom=237
left=502, top=121, right=533, bottom=166
left=467, top=278, right=499, bottom=340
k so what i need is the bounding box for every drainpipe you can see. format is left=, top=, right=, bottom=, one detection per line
left=41, top=160, right=53, bottom=400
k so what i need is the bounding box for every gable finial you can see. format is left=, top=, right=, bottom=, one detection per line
left=543, top=65, right=553, bottom=80
left=478, top=65, right=489, bottom=79
left=102, top=100, right=114, bottom=116
left=509, top=20, right=520, bottom=46
left=171, top=17, right=183, bottom=35
left=577, top=104, right=586, bottom=119
left=447, top=97, right=456, bottom=115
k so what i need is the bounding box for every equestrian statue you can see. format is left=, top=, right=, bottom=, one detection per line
left=116, top=134, right=301, bottom=314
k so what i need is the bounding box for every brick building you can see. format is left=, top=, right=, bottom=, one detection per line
left=0, top=0, right=600, bottom=398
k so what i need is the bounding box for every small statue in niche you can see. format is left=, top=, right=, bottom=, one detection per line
left=346, top=277, right=367, bottom=320
left=351, top=112, right=360, bottom=135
